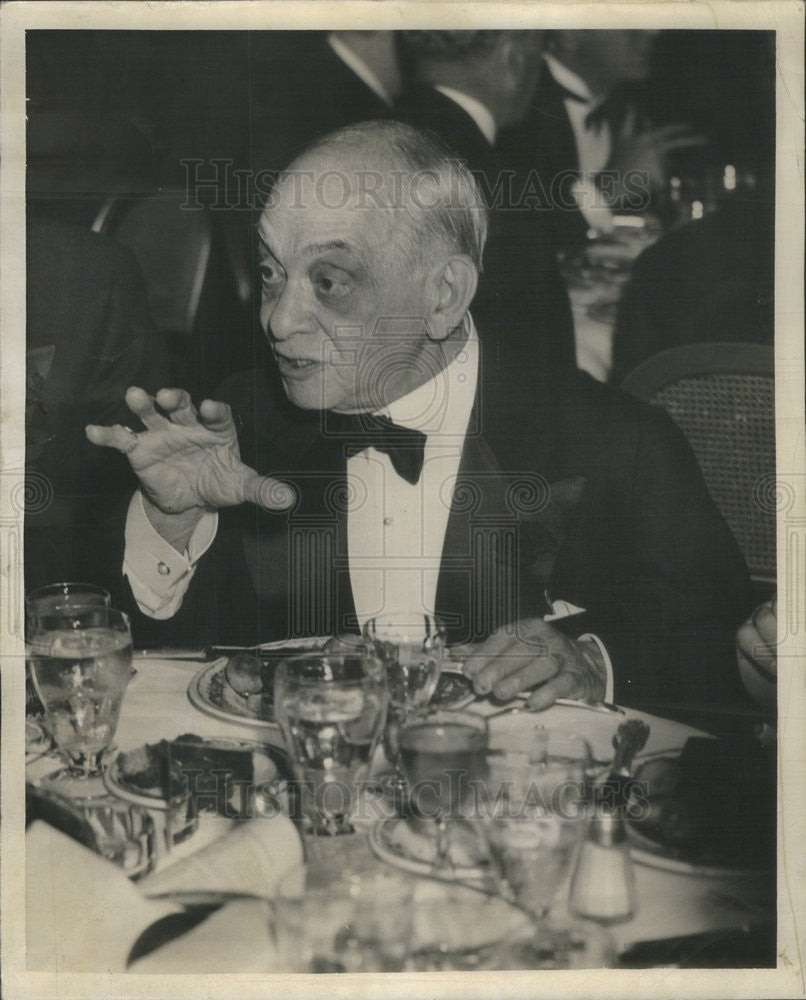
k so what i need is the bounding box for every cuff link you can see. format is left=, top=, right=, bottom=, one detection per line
left=157, top=561, right=171, bottom=576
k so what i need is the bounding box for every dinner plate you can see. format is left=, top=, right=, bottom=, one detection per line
left=368, top=816, right=490, bottom=881
left=104, top=736, right=291, bottom=811
left=623, top=750, right=764, bottom=878
left=188, top=639, right=479, bottom=725
left=187, top=637, right=331, bottom=728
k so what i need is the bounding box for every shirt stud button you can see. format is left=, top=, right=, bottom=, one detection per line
left=157, top=561, right=171, bottom=576
left=383, top=517, right=393, bottom=526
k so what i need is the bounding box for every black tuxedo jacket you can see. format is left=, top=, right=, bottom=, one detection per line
left=96, top=335, right=753, bottom=733
left=394, top=85, right=576, bottom=371
left=499, top=69, right=608, bottom=252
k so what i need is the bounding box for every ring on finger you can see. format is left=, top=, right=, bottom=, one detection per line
left=120, top=427, right=140, bottom=455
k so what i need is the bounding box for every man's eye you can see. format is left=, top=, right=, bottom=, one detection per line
left=313, top=268, right=351, bottom=302
left=259, top=263, right=284, bottom=295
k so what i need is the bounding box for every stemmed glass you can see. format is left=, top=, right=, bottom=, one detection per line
left=273, top=649, right=388, bottom=835
left=479, top=731, right=592, bottom=919
left=27, top=604, right=134, bottom=797
left=362, top=615, right=446, bottom=799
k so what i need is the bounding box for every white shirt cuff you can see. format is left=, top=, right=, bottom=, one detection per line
left=578, top=632, right=614, bottom=704
left=123, top=492, right=218, bottom=619
left=571, top=175, right=616, bottom=235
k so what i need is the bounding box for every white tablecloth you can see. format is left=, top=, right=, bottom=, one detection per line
left=27, top=654, right=769, bottom=969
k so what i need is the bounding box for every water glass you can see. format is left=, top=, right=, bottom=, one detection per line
left=273, top=862, right=413, bottom=972
left=480, top=743, right=590, bottom=919
left=26, top=582, right=111, bottom=632
left=273, top=650, right=388, bottom=835
left=27, top=605, right=133, bottom=784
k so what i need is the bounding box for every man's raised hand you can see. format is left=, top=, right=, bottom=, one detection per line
left=86, top=387, right=296, bottom=516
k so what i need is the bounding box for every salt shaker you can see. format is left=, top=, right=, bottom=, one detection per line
left=569, top=809, right=637, bottom=924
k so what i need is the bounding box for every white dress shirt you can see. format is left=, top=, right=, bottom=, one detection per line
left=123, top=314, right=613, bottom=697
left=542, top=53, right=616, bottom=235
left=434, top=86, right=497, bottom=146
left=327, top=33, right=394, bottom=107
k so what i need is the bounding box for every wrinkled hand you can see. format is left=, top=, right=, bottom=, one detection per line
left=85, top=387, right=296, bottom=515
left=736, top=595, right=777, bottom=713
left=453, top=618, right=606, bottom=711
left=605, top=119, right=707, bottom=200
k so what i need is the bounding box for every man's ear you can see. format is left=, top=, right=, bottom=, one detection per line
left=426, top=255, right=478, bottom=341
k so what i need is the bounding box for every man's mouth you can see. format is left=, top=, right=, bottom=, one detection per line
left=276, top=355, right=320, bottom=375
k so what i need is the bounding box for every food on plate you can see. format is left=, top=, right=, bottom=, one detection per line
left=429, top=670, right=474, bottom=708
left=628, top=737, right=776, bottom=869
left=116, top=733, right=279, bottom=802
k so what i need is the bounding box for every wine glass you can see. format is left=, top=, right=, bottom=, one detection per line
left=273, top=649, right=388, bottom=835
left=27, top=604, right=134, bottom=797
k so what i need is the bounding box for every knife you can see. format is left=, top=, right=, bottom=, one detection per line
left=618, top=921, right=775, bottom=967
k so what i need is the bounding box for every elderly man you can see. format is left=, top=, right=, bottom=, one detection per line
left=87, top=121, right=752, bottom=730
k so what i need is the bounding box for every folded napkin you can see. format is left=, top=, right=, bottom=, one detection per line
left=128, top=899, right=281, bottom=973
left=26, top=821, right=177, bottom=972
left=138, top=813, right=303, bottom=901
left=27, top=813, right=303, bottom=973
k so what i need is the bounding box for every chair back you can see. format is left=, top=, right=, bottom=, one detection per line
left=621, top=343, right=776, bottom=583
left=93, top=192, right=212, bottom=335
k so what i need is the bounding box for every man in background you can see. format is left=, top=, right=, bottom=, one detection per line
left=501, top=30, right=705, bottom=249
left=396, top=30, right=576, bottom=369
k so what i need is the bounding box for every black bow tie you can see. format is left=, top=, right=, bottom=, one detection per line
left=330, top=412, right=427, bottom=485
left=555, top=81, right=613, bottom=133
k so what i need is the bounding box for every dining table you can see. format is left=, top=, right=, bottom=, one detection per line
left=25, top=649, right=774, bottom=974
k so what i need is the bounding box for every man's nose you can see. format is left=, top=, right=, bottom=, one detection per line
left=266, top=280, right=310, bottom=342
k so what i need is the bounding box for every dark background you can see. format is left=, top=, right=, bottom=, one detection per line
left=27, top=29, right=776, bottom=186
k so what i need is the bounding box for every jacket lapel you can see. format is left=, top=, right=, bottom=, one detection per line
left=435, top=413, right=587, bottom=643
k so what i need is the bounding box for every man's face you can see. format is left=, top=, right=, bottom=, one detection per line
left=257, top=157, right=436, bottom=413
left=576, top=30, right=658, bottom=90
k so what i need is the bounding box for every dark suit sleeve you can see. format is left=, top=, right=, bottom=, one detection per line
left=552, top=405, right=754, bottom=734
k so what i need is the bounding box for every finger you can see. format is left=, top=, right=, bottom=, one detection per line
left=643, top=123, right=700, bottom=139
left=85, top=423, right=141, bottom=454
left=199, top=399, right=235, bottom=433
left=752, top=601, right=777, bottom=647
left=491, top=658, right=558, bottom=701
left=472, top=643, right=541, bottom=696
left=125, top=386, right=166, bottom=431
left=155, top=388, right=199, bottom=427
left=736, top=622, right=776, bottom=679
left=457, top=628, right=519, bottom=678
left=526, top=670, right=580, bottom=711
left=656, top=134, right=708, bottom=153
left=241, top=469, right=297, bottom=512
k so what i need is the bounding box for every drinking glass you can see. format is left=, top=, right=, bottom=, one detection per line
left=363, top=614, right=445, bottom=801
left=27, top=605, right=134, bottom=792
left=273, top=861, right=414, bottom=972
left=273, top=650, right=388, bottom=835
left=25, top=583, right=111, bottom=717
left=26, top=582, right=111, bottom=625
left=398, top=708, right=489, bottom=830
left=480, top=737, right=591, bottom=919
